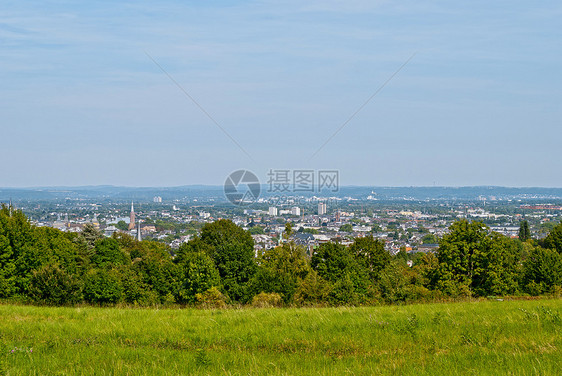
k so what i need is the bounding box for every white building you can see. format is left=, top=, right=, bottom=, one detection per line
left=318, top=202, right=327, bottom=215
left=153, top=196, right=162, bottom=203
left=291, top=207, right=301, bottom=216
left=268, top=207, right=278, bottom=216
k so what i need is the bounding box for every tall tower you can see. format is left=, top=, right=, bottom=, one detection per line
left=128, top=201, right=135, bottom=230
left=136, top=221, right=142, bottom=241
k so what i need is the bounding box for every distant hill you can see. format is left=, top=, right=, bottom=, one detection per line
left=1, top=185, right=562, bottom=202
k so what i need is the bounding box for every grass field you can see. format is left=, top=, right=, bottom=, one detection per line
left=0, top=299, right=561, bottom=375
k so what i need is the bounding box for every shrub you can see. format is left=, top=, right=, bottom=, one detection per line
left=29, top=264, right=82, bottom=305
left=195, top=287, right=227, bottom=309
left=83, top=269, right=123, bottom=304
left=294, top=270, right=331, bottom=306
left=251, top=292, right=282, bottom=308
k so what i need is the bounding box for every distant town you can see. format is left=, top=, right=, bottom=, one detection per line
left=3, top=186, right=561, bottom=259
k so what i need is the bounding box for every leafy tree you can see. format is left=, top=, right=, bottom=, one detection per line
left=523, top=246, right=562, bottom=294
left=293, top=270, right=331, bottom=305
left=83, top=269, right=123, bottom=304
left=339, top=224, right=353, bottom=233
left=378, top=260, right=410, bottom=303
left=421, top=233, right=438, bottom=244
left=0, top=231, right=16, bottom=298
left=311, top=242, right=371, bottom=303
left=29, top=263, right=82, bottom=305
left=518, top=220, right=531, bottom=242
left=129, top=241, right=179, bottom=303
left=200, top=219, right=256, bottom=302
left=81, top=223, right=103, bottom=249
left=249, top=242, right=311, bottom=303
left=371, top=224, right=382, bottom=234
left=471, top=234, right=520, bottom=296
left=348, top=236, right=390, bottom=281
left=119, top=267, right=159, bottom=305
left=116, top=220, right=129, bottom=231
left=92, top=238, right=129, bottom=268
left=544, top=221, right=562, bottom=253
left=176, top=250, right=220, bottom=304
left=432, top=220, right=520, bottom=296
left=248, top=226, right=265, bottom=235
left=175, top=237, right=214, bottom=264
left=284, top=222, right=293, bottom=238
left=0, top=206, right=37, bottom=296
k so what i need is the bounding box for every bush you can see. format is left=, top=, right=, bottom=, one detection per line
left=251, top=292, right=282, bottom=308
left=83, top=269, right=123, bottom=304
left=294, top=270, right=331, bottom=306
left=195, top=287, right=228, bottom=309
left=120, top=268, right=160, bottom=306
left=29, top=264, right=82, bottom=305
left=176, top=251, right=220, bottom=304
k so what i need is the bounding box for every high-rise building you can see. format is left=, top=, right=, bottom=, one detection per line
left=268, top=207, right=278, bottom=216
left=128, top=201, right=135, bottom=230
left=318, top=202, right=327, bottom=215
left=291, top=207, right=301, bottom=216
left=153, top=196, right=162, bottom=203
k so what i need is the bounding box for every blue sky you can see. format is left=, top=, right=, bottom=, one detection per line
left=1, top=1, right=561, bottom=187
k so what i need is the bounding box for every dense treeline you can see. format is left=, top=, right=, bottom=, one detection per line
left=0, top=205, right=561, bottom=307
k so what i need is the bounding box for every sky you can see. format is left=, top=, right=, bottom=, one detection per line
left=1, top=0, right=561, bottom=187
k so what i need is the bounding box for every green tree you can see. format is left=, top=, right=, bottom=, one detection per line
left=81, top=223, right=103, bottom=249
left=293, top=270, right=331, bottom=305
left=523, top=246, right=562, bottom=294
left=200, top=219, right=256, bottom=302
left=129, top=241, right=179, bottom=303
left=371, top=224, right=382, bottom=234
left=0, top=229, right=17, bottom=298
left=0, top=206, right=37, bottom=296
left=421, top=233, right=438, bottom=244
left=284, top=222, right=293, bottom=238
left=175, top=237, right=214, bottom=264
left=92, top=238, right=129, bottom=268
left=119, top=267, right=159, bottom=305
left=250, top=242, right=311, bottom=303
left=518, top=220, right=531, bottom=242
left=248, top=226, right=265, bottom=235
left=83, top=269, right=123, bottom=304
left=116, top=220, right=129, bottom=231
left=29, top=263, right=82, bottom=305
left=432, top=220, right=520, bottom=297
left=311, top=242, right=371, bottom=304
left=544, top=221, right=562, bottom=253
left=176, top=250, right=220, bottom=304
left=348, top=236, right=390, bottom=281
left=339, top=224, right=353, bottom=233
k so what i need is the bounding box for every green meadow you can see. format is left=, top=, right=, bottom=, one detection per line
left=1, top=299, right=561, bottom=375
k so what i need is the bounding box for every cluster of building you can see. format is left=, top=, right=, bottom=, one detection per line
left=15, top=194, right=561, bottom=259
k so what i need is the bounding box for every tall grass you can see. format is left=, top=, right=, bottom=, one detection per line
left=0, top=299, right=561, bottom=375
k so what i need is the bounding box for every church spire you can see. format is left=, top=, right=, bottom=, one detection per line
left=128, top=200, right=136, bottom=230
